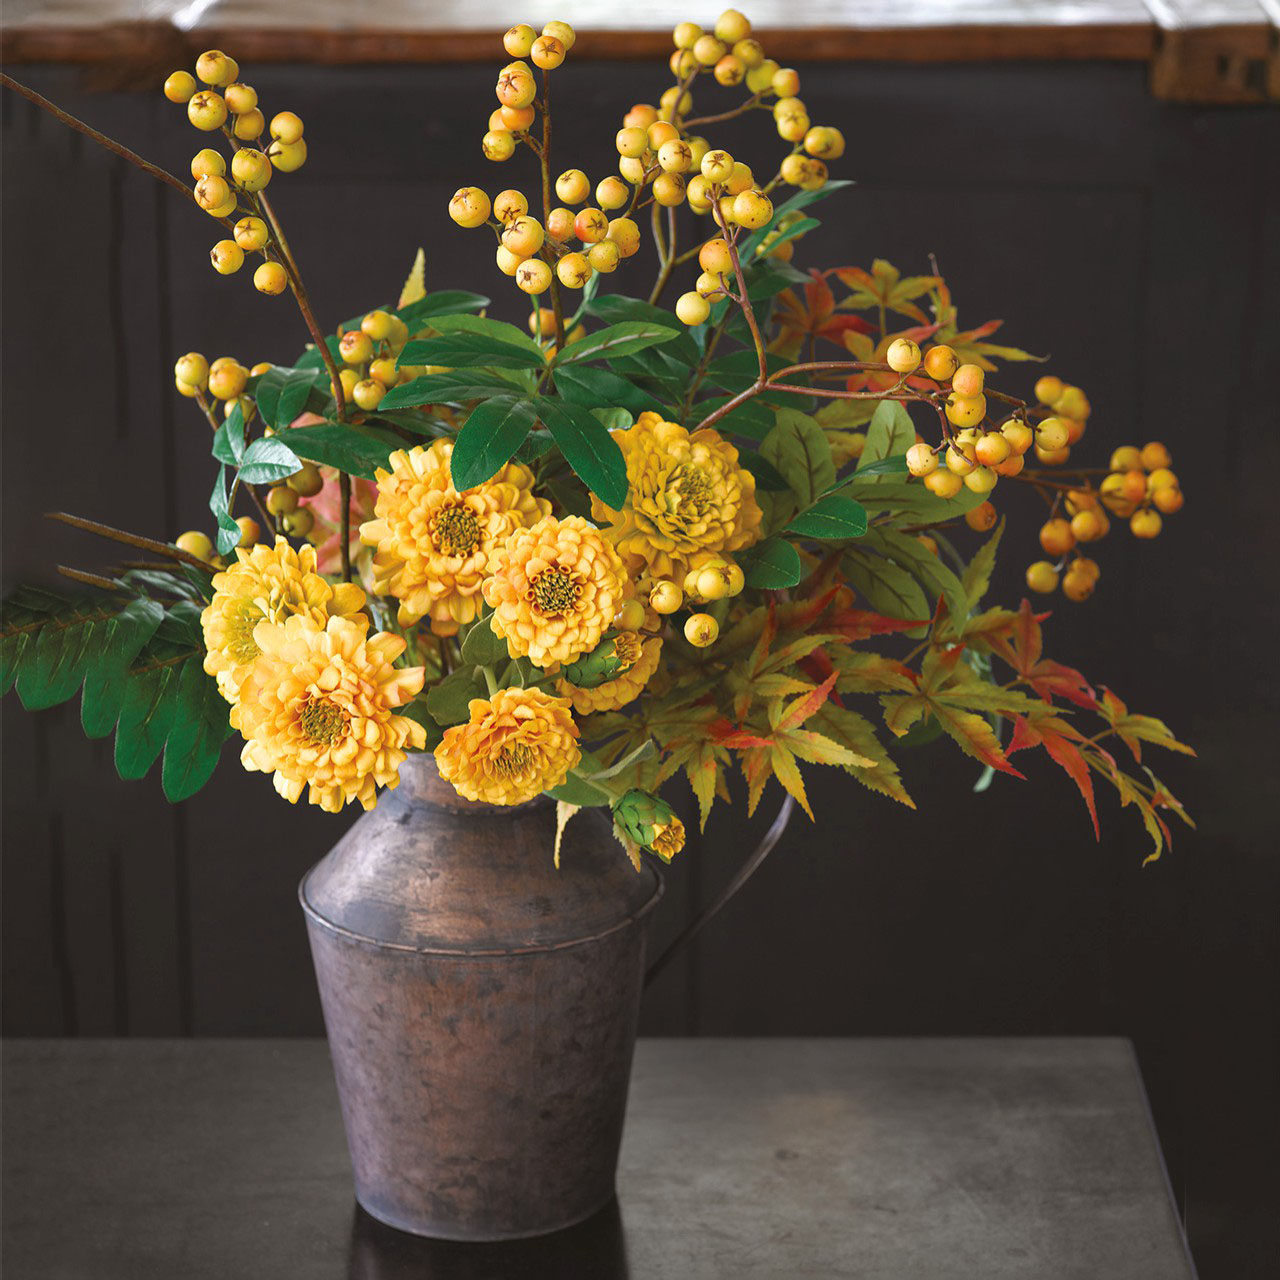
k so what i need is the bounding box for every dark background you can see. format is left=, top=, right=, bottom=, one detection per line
left=3, top=59, right=1278, bottom=1277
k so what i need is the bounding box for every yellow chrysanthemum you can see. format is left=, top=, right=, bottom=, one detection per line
left=230, top=614, right=427, bottom=813
left=201, top=537, right=367, bottom=704
left=559, top=633, right=662, bottom=715
left=482, top=515, right=627, bottom=668
left=435, top=686, right=581, bottom=806
left=359, top=439, right=550, bottom=635
left=590, top=415, right=763, bottom=580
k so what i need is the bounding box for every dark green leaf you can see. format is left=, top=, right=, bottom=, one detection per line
left=208, top=467, right=241, bottom=556
left=864, top=528, right=967, bottom=621
left=845, top=456, right=909, bottom=480
left=396, top=290, right=491, bottom=328
left=553, top=364, right=665, bottom=416
left=426, top=668, right=488, bottom=726
left=586, top=295, right=700, bottom=364
left=760, top=408, right=836, bottom=506
left=81, top=597, right=166, bottom=738
left=211, top=402, right=246, bottom=465
left=548, top=773, right=612, bottom=806
left=161, top=656, right=233, bottom=802
left=784, top=495, right=869, bottom=540
left=459, top=614, right=508, bottom=666
left=537, top=398, right=628, bottom=509
left=555, top=321, right=681, bottom=366
left=398, top=333, right=545, bottom=371
left=839, top=477, right=988, bottom=527
left=380, top=371, right=525, bottom=409
left=238, top=435, right=302, bottom=486
left=114, top=664, right=180, bottom=781
left=277, top=367, right=323, bottom=427
left=858, top=399, right=916, bottom=477
left=739, top=537, right=803, bottom=589
left=275, top=421, right=405, bottom=480
left=738, top=448, right=790, bottom=491
left=841, top=547, right=930, bottom=631
left=451, top=396, right=537, bottom=489
left=592, top=407, right=633, bottom=432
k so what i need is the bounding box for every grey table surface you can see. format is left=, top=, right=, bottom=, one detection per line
left=1, top=1037, right=1195, bottom=1280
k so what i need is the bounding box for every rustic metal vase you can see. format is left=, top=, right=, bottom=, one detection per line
left=300, top=754, right=662, bottom=1241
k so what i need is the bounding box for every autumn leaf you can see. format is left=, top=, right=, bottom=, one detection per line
left=987, top=599, right=1099, bottom=711
left=834, top=260, right=942, bottom=325
left=771, top=269, right=874, bottom=357
left=1008, top=712, right=1099, bottom=838
left=1096, top=688, right=1196, bottom=763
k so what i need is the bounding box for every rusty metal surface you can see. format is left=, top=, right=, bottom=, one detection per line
left=302, top=756, right=662, bottom=1240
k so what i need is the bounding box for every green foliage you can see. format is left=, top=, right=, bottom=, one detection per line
left=858, top=400, right=916, bottom=477
left=275, top=420, right=406, bottom=479
left=554, top=321, right=681, bottom=365
left=739, top=538, right=803, bottom=589
left=450, top=396, right=538, bottom=489
left=784, top=495, right=868, bottom=541
left=537, top=398, right=628, bottom=508
left=1, top=588, right=232, bottom=802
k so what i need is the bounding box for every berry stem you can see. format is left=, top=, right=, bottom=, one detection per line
left=537, top=69, right=566, bottom=352
left=0, top=73, right=234, bottom=232
left=45, top=511, right=214, bottom=571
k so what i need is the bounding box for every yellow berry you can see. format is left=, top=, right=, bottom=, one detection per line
left=700, top=149, right=735, bottom=183
left=1070, top=509, right=1105, bottom=543
left=716, top=8, right=751, bottom=41
left=287, top=462, right=323, bottom=497
left=966, top=501, right=998, bottom=532
left=448, top=184, right=491, bottom=226
left=164, top=70, right=197, bottom=102
left=773, top=67, right=801, bottom=94
left=352, top=379, right=385, bottom=411
left=1109, top=445, right=1143, bottom=472
left=531, top=34, right=566, bottom=69
left=176, top=530, right=214, bottom=560
left=228, top=217, right=267, bottom=255
left=269, top=111, right=304, bottom=144
left=542, top=207, right=572, bottom=242
left=360, top=310, right=394, bottom=343
left=266, top=485, right=299, bottom=516
left=369, top=358, right=399, bottom=387
left=803, top=126, right=845, bottom=160
left=209, top=239, right=244, bottom=274
left=266, top=138, right=307, bottom=173
left=502, top=214, right=545, bottom=257
left=482, top=130, right=516, bottom=162
left=746, top=58, right=780, bottom=92
left=952, top=363, right=984, bottom=397
left=775, top=105, right=810, bottom=143
left=974, top=433, right=1011, bottom=467
left=1054, top=386, right=1090, bottom=420
left=650, top=580, right=683, bottom=614
left=187, top=91, right=227, bottom=131
left=945, top=393, right=986, bottom=428
left=1026, top=561, right=1059, bottom=594
left=489, top=191, right=526, bottom=226
left=495, top=245, right=524, bottom=276
left=1034, top=375, right=1064, bottom=405
left=1153, top=486, right=1184, bottom=514
left=905, top=443, right=938, bottom=477
left=542, top=21, right=576, bottom=50
left=616, top=126, right=648, bottom=158
left=556, top=253, right=592, bottom=289
left=230, top=147, right=271, bottom=192
left=623, top=103, right=659, bottom=130
left=496, top=67, right=537, bottom=110
left=556, top=169, right=590, bottom=205
left=1130, top=509, right=1163, bottom=539
left=693, top=34, right=726, bottom=66
left=714, top=55, right=746, bottom=87
left=596, top=176, right=629, bottom=210
left=607, top=217, right=642, bottom=258
left=1061, top=571, right=1094, bottom=602
left=339, top=331, right=374, bottom=365
left=658, top=138, right=693, bottom=174
left=504, top=23, right=536, bottom=56
left=1000, top=420, right=1034, bottom=456
left=1039, top=518, right=1075, bottom=556
left=732, top=189, right=773, bottom=228
left=1140, top=441, right=1172, bottom=470
left=224, top=82, right=257, bottom=114
left=676, top=292, right=711, bottom=326
left=232, top=109, right=265, bottom=141
left=696, top=271, right=727, bottom=297
left=684, top=612, right=719, bottom=647
left=279, top=507, right=314, bottom=539
left=194, top=174, right=232, bottom=212
left=195, top=50, right=237, bottom=87
left=944, top=439, right=977, bottom=475
left=587, top=240, right=621, bottom=273
left=1034, top=416, right=1070, bottom=451
left=673, top=21, right=702, bottom=49
left=190, top=148, right=225, bottom=180
left=923, top=469, right=963, bottom=499
left=174, top=352, right=209, bottom=388
left=616, top=599, right=647, bottom=631
left=515, top=258, right=553, bottom=295
left=922, top=344, right=959, bottom=381
left=652, top=173, right=686, bottom=207
left=963, top=466, right=998, bottom=494
left=886, top=338, right=921, bottom=374
left=253, top=261, right=288, bottom=295
left=208, top=361, right=247, bottom=399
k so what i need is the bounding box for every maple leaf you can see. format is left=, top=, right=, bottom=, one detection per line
left=987, top=599, right=1099, bottom=711
left=1096, top=688, right=1196, bottom=764
left=833, top=260, right=942, bottom=325
left=808, top=703, right=915, bottom=807
left=829, top=607, right=932, bottom=643
left=1008, top=712, right=1099, bottom=838
left=771, top=270, right=874, bottom=357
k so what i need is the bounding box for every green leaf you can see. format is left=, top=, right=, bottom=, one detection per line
left=548, top=772, right=612, bottom=806
left=961, top=522, right=1004, bottom=613
left=379, top=370, right=527, bottom=409
left=277, top=367, right=322, bottom=427
left=839, top=477, right=989, bottom=527
left=865, top=528, right=967, bottom=621
left=858, top=399, right=916, bottom=477
left=208, top=467, right=241, bottom=556
left=784, top=495, right=869, bottom=541
left=114, top=664, right=181, bottom=781
left=842, top=546, right=931, bottom=629
left=553, top=364, right=665, bottom=416
left=738, top=180, right=855, bottom=259
left=161, top=655, right=232, bottom=802
left=845, top=456, right=909, bottom=480
left=749, top=216, right=820, bottom=261
left=537, top=398, right=628, bottom=509
left=587, top=295, right=700, bottom=364
left=81, top=597, right=166, bottom=738
left=738, top=448, right=789, bottom=491
left=739, top=537, right=803, bottom=589
left=275, top=421, right=405, bottom=480
left=211, top=403, right=246, bottom=465
left=426, top=312, right=545, bottom=354
left=396, top=290, right=491, bottom=328
left=459, top=614, right=507, bottom=667
left=555, top=321, right=681, bottom=365
left=398, top=332, right=545, bottom=371
left=451, top=396, right=537, bottom=490
left=426, top=668, right=487, bottom=726
left=687, top=395, right=777, bottom=441
left=760, top=408, right=836, bottom=506
left=238, top=435, right=302, bottom=486
left=592, top=407, right=633, bottom=432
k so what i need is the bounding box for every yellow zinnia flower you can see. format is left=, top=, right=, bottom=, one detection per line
left=590, top=415, right=763, bottom=580
left=359, top=439, right=550, bottom=635
left=201, top=537, right=367, bottom=704
left=230, top=614, right=427, bottom=813
left=559, top=633, right=662, bottom=715
left=482, top=515, right=627, bottom=668
left=435, top=686, right=581, bottom=806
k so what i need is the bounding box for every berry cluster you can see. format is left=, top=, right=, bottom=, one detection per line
left=162, top=51, right=307, bottom=294
left=332, top=308, right=416, bottom=412
left=447, top=10, right=842, bottom=322
left=647, top=554, right=747, bottom=649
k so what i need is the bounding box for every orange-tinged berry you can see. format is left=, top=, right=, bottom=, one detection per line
left=1026, top=561, right=1059, bottom=594
left=530, top=35, right=566, bottom=69
left=164, top=71, right=197, bottom=103
left=966, top=501, right=998, bottom=532
left=1040, top=518, right=1075, bottom=556
left=270, top=111, right=304, bottom=143
left=493, top=189, right=528, bottom=223
left=1070, top=509, right=1105, bottom=542
left=714, top=55, right=746, bottom=86
left=191, top=148, right=225, bottom=180
left=233, top=215, right=268, bottom=251
left=339, top=331, right=374, bottom=365
left=449, top=187, right=491, bottom=227
left=176, top=530, right=215, bottom=560
left=616, top=126, right=648, bottom=158
left=224, top=82, right=257, bottom=114
left=1153, top=486, right=1184, bottom=514
left=502, top=214, right=545, bottom=256
left=1147, top=466, right=1178, bottom=491
left=1130, top=509, right=1163, bottom=539
left=1034, top=375, right=1064, bottom=405
left=607, top=217, right=642, bottom=257
left=596, top=176, right=629, bottom=210
left=195, top=50, right=237, bottom=87
left=923, top=469, right=963, bottom=498
left=993, top=452, right=1025, bottom=477
left=1061, top=571, right=1094, bottom=602
left=556, top=253, right=592, bottom=289
left=952, top=363, right=984, bottom=398
left=653, top=173, right=686, bottom=206
left=1000, top=420, right=1034, bottom=455
left=974, top=433, right=1011, bottom=467
left=922, top=344, right=959, bottom=381
left=574, top=207, right=608, bottom=244
left=945, top=393, right=986, bottom=428
left=210, top=239, right=244, bottom=274
left=547, top=207, right=575, bottom=241
left=1034, top=416, right=1070, bottom=451
left=732, top=189, right=772, bottom=228
left=1110, top=445, right=1142, bottom=472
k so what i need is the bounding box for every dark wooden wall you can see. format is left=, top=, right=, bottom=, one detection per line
left=3, top=60, right=1278, bottom=1277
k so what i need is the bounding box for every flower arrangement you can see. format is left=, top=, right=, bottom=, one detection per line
left=0, top=11, right=1193, bottom=871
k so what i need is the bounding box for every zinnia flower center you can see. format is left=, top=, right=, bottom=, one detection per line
left=669, top=464, right=713, bottom=514
left=298, top=697, right=347, bottom=745
left=612, top=632, right=642, bottom=671
left=431, top=504, right=481, bottom=558
left=493, top=741, right=533, bottom=776
left=528, top=565, right=581, bottom=616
